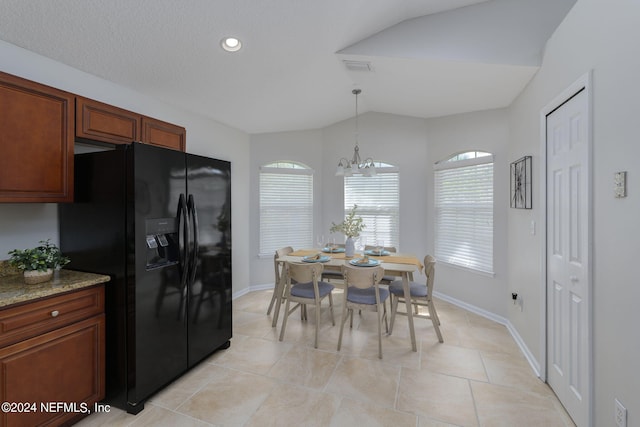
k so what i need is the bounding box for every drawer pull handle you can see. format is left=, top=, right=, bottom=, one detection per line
left=50, top=310, right=60, bottom=318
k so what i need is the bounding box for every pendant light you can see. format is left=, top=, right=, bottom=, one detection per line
left=335, top=89, right=376, bottom=177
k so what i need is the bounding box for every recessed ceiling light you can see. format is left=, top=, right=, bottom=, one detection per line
left=221, top=37, right=242, bottom=52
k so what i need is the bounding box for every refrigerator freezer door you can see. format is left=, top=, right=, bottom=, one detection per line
left=186, top=153, right=232, bottom=365
left=130, top=143, right=188, bottom=407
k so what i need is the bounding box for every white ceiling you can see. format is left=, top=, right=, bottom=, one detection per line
left=0, top=0, right=576, bottom=134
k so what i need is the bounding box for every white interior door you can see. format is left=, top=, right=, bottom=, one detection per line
left=546, top=87, right=591, bottom=427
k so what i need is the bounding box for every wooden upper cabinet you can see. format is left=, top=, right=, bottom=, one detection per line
left=77, top=97, right=186, bottom=151
left=0, top=71, right=74, bottom=203
left=76, top=96, right=141, bottom=145
left=141, top=117, right=186, bottom=151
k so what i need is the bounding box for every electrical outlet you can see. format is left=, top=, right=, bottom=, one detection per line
left=615, top=398, right=627, bottom=427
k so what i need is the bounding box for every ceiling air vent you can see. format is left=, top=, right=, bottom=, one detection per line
left=343, top=60, right=373, bottom=72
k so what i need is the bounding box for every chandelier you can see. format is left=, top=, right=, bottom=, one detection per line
left=335, top=89, right=376, bottom=177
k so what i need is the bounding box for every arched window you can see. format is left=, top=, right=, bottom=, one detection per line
left=434, top=151, right=494, bottom=274
left=343, top=162, right=399, bottom=248
left=259, top=161, right=313, bottom=255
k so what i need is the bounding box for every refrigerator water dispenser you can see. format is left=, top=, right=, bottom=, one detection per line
left=145, top=218, right=179, bottom=269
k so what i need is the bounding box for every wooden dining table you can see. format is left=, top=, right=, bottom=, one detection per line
left=274, top=249, right=424, bottom=352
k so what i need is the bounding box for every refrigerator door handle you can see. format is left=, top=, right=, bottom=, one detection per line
left=187, top=194, right=200, bottom=285
left=178, top=194, right=190, bottom=288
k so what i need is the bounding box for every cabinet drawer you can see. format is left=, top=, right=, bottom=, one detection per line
left=0, top=285, right=104, bottom=348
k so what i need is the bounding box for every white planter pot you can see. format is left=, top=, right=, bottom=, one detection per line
left=23, top=268, right=53, bottom=285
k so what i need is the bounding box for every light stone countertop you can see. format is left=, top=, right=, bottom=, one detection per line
left=0, top=261, right=110, bottom=308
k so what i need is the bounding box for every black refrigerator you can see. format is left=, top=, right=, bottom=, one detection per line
left=59, top=142, right=232, bottom=414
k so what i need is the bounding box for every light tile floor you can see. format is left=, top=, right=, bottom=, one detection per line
left=77, top=289, right=575, bottom=427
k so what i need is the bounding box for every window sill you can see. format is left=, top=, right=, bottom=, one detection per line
left=438, top=261, right=495, bottom=278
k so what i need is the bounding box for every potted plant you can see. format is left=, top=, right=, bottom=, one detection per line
left=330, top=204, right=366, bottom=257
left=8, top=239, right=70, bottom=285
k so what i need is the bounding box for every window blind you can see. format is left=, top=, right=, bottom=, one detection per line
left=434, top=158, right=494, bottom=274
left=259, top=168, right=313, bottom=256
left=344, top=170, right=399, bottom=248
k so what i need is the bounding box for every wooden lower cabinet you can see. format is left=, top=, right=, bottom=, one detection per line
left=0, top=286, right=105, bottom=427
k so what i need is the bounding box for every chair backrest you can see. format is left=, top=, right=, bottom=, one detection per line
left=342, top=264, right=385, bottom=289
left=285, top=261, right=323, bottom=284
left=365, top=245, right=397, bottom=253
left=274, top=246, right=294, bottom=283
left=424, top=255, right=436, bottom=296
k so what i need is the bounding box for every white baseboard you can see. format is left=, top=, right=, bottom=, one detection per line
left=433, top=291, right=542, bottom=378
left=232, top=283, right=273, bottom=301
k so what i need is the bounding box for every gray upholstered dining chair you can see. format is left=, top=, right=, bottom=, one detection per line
left=388, top=254, right=443, bottom=343
left=279, top=261, right=335, bottom=348
left=337, top=264, right=389, bottom=359
left=267, top=246, right=293, bottom=327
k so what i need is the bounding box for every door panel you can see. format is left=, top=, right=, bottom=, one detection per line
left=546, top=87, right=590, bottom=427
left=186, top=153, right=232, bottom=365
left=131, top=143, right=187, bottom=403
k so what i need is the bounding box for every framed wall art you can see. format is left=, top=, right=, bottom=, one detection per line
left=510, top=155, right=532, bottom=209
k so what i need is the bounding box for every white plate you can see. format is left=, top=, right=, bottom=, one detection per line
left=303, top=255, right=330, bottom=263
left=349, top=258, right=380, bottom=267
left=322, top=247, right=345, bottom=253
left=364, top=249, right=390, bottom=256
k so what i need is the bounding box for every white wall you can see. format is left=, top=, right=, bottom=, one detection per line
left=425, top=109, right=510, bottom=317
left=508, top=0, right=640, bottom=425
left=0, top=40, right=252, bottom=294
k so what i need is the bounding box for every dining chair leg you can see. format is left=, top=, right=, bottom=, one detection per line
left=337, top=303, right=348, bottom=351
left=389, top=295, right=399, bottom=334
left=429, top=300, right=444, bottom=342
left=376, top=306, right=383, bottom=359
left=266, top=291, right=277, bottom=315
left=383, top=303, right=389, bottom=333
left=279, top=297, right=292, bottom=342
left=314, top=301, right=321, bottom=348
left=430, top=300, right=442, bottom=325
left=272, top=297, right=282, bottom=328
left=328, top=293, right=335, bottom=325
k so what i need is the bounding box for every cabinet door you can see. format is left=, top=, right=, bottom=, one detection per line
left=0, top=315, right=105, bottom=427
left=0, top=72, right=74, bottom=203
left=141, top=117, right=186, bottom=151
left=76, top=96, right=141, bottom=145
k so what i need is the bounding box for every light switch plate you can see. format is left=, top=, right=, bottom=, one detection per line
left=614, top=171, right=627, bottom=198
